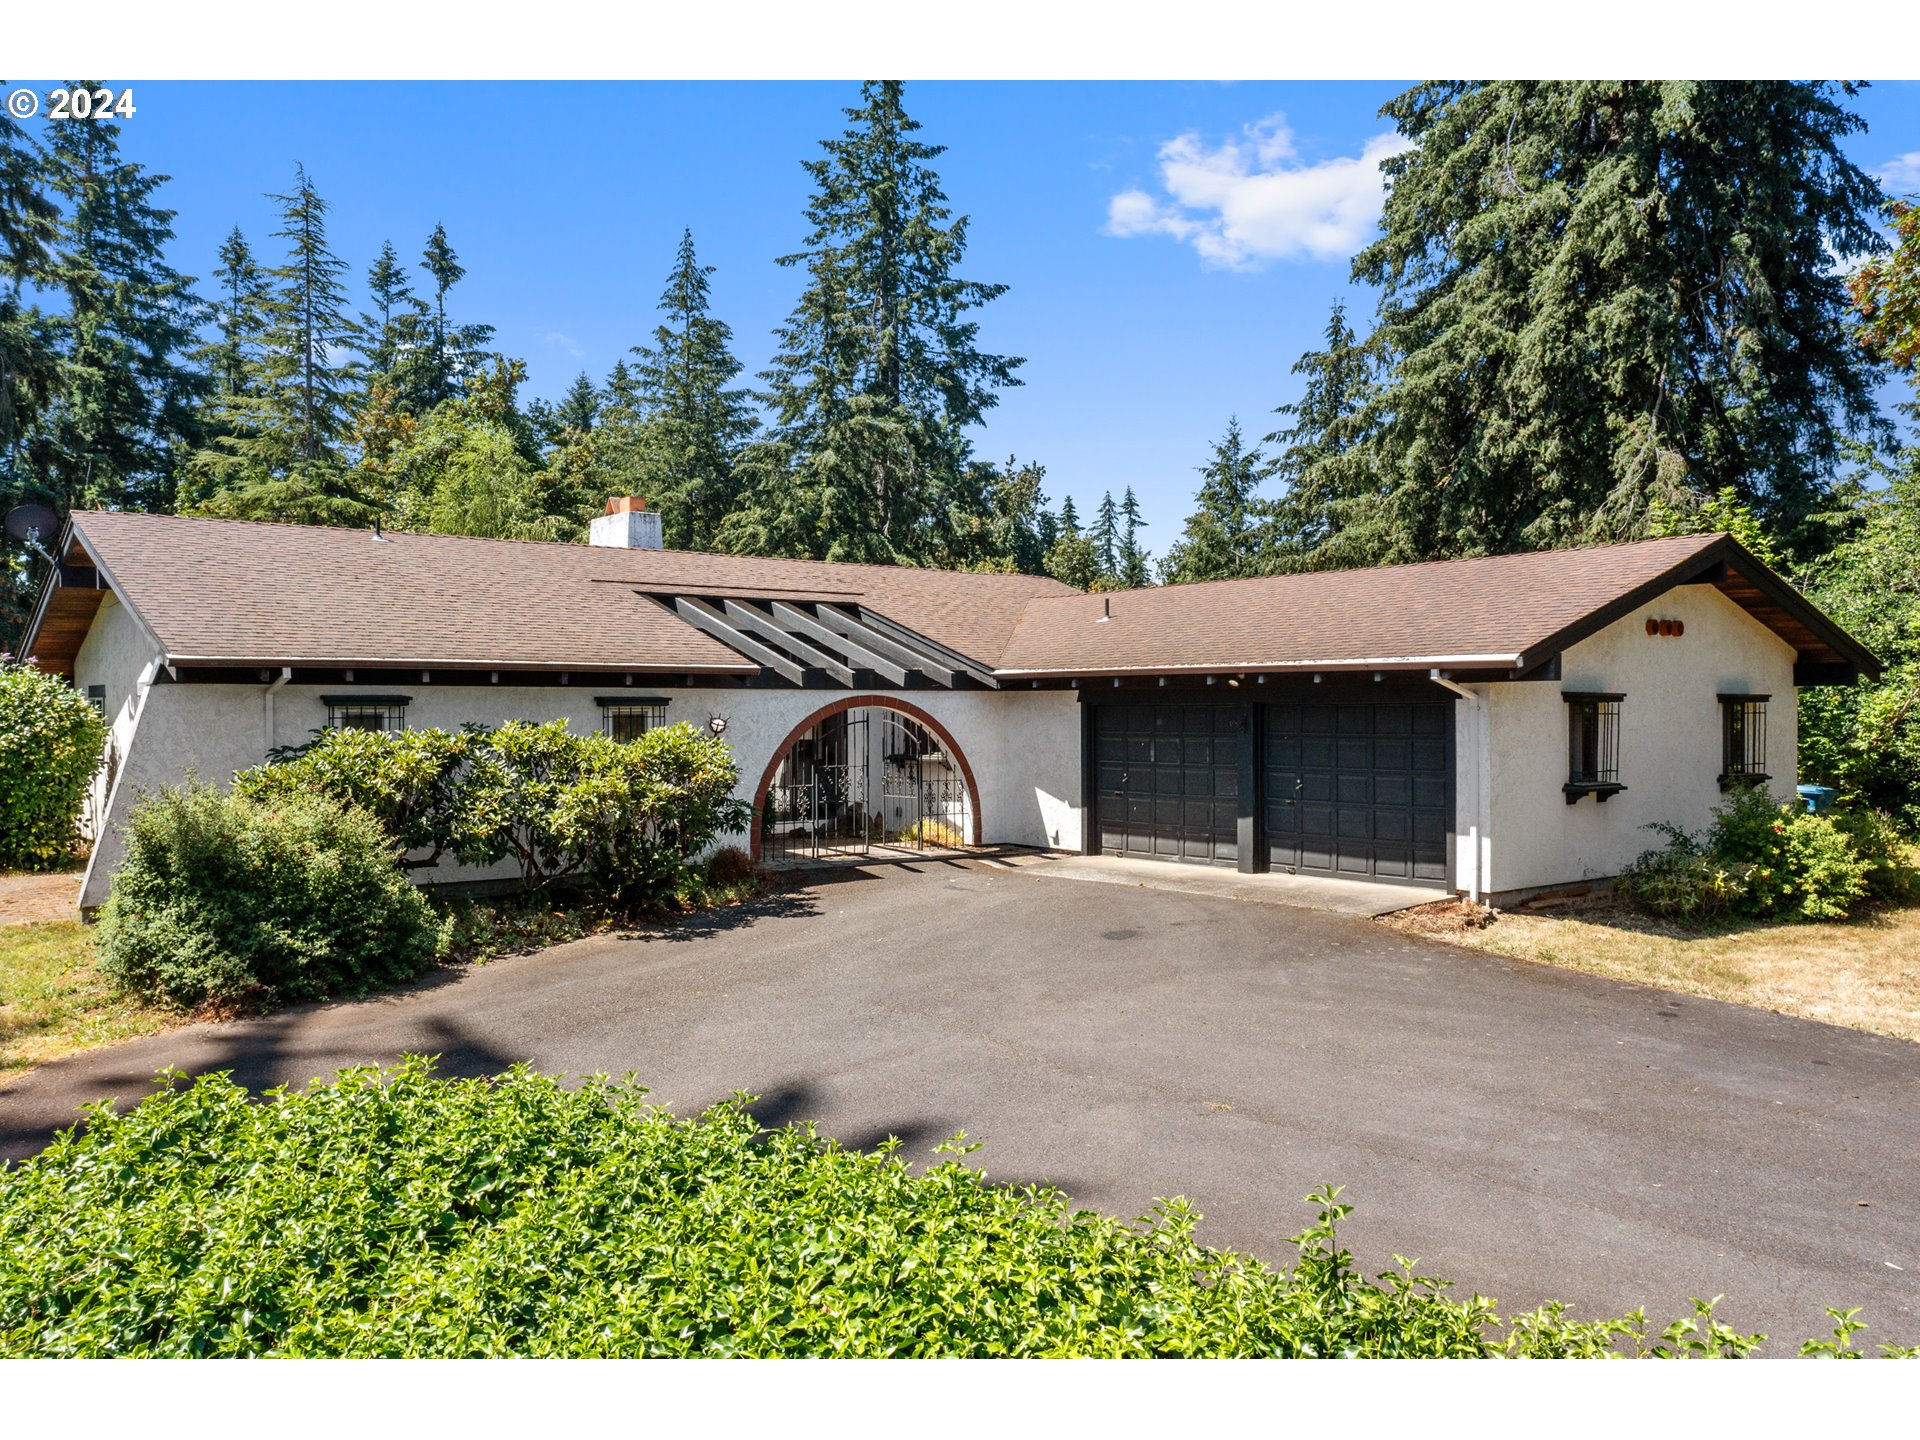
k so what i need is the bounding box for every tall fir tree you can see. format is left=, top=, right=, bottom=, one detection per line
left=185, top=166, right=374, bottom=525
left=359, top=238, right=423, bottom=387
left=197, top=228, right=271, bottom=401
left=624, top=229, right=758, bottom=549
left=413, top=223, right=494, bottom=411
left=1345, top=81, right=1889, bottom=561
left=0, top=104, right=61, bottom=644
left=1116, top=486, right=1151, bottom=588
left=1090, top=490, right=1120, bottom=582
left=1042, top=494, right=1100, bottom=590
left=726, top=81, right=1022, bottom=562
left=1259, top=300, right=1384, bottom=570
left=34, top=88, right=205, bottom=516
left=1161, top=418, right=1268, bottom=584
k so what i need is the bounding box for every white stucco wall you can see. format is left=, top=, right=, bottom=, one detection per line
left=77, top=675, right=1086, bottom=908
left=70, top=590, right=163, bottom=845
left=1466, top=582, right=1799, bottom=897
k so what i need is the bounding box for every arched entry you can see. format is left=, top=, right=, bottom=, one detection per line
left=751, top=697, right=982, bottom=862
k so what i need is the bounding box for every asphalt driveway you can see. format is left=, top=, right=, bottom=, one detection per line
left=4, top=855, right=1917, bottom=1350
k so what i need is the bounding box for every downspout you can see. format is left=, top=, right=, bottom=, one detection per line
left=1430, top=671, right=1490, bottom=906
left=263, top=667, right=292, bottom=756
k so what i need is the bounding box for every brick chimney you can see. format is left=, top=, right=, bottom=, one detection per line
left=589, top=496, right=664, bottom=550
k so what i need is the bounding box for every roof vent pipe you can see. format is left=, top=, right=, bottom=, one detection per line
left=1098, top=596, right=1111, bottom=623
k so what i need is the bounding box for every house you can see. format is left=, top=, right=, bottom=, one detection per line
left=20, top=502, right=1878, bottom=911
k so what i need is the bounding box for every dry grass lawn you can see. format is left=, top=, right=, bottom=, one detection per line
left=1384, top=897, right=1920, bottom=1044
left=0, top=921, right=175, bottom=1075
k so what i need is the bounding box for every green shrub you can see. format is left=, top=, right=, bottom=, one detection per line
left=234, top=720, right=752, bottom=908
left=1830, top=805, right=1920, bottom=906
left=1620, top=789, right=1884, bottom=924
left=0, top=659, right=106, bottom=871
left=96, top=783, right=445, bottom=1007
left=8, top=1060, right=1909, bottom=1358
left=704, top=845, right=755, bottom=886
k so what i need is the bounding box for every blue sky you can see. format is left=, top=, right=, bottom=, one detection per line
left=15, top=79, right=1920, bottom=540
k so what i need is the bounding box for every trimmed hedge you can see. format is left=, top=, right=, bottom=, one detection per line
left=96, top=783, right=445, bottom=1006
left=0, top=659, right=106, bottom=871
left=1, top=1061, right=1909, bottom=1358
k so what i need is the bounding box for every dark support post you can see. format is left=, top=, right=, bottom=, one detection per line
left=1236, top=700, right=1263, bottom=873
left=1079, top=694, right=1100, bottom=855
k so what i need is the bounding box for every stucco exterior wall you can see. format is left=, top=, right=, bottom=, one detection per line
left=70, top=591, right=163, bottom=845
left=77, top=677, right=1085, bottom=908
left=1473, top=582, right=1798, bottom=897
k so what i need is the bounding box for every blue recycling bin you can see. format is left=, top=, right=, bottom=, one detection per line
left=1796, top=784, right=1839, bottom=815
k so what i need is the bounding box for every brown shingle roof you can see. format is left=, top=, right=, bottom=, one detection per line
left=997, top=534, right=1747, bottom=676
left=62, top=511, right=1074, bottom=672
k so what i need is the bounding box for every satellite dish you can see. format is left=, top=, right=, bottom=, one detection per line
left=4, top=504, right=60, bottom=547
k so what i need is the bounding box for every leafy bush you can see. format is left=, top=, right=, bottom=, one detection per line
left=0, top=659, right=106, bottom=871
left=7, top=1060, right=1909, bottom=1358
left=234, top=720, right=752, bottom=908
left=704, top=845, right=755, bottom=886
left=1619, top=788, right=1896, bottom=923
left=95, top=783, right=445, bottom=1007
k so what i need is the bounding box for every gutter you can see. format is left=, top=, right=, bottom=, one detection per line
left=1430, top=670, right=1490, bottom=905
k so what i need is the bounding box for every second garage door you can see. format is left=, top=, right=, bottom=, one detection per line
left=1263, top=697, right=1450, bottom=883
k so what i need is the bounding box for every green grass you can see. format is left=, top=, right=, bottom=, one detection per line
left=0, top=921, right=173, bottom=1074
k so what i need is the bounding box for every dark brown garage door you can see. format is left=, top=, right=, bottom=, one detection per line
left=1094, top=702, right=1240, bottom=866
left=1264, top=698, right=1450, bottom=883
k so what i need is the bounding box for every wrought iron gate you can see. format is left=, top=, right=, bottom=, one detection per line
left=763, top=711, right=870, bottom=862
left=880, top=713, right=969, bottom=850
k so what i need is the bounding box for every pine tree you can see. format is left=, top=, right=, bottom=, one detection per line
left=184, top=167, right=374, bottom=525
left=35, top=90, right=205, bottom=515
left=1260, top=301, right=1384, bottom=570
left=555, top=372, right=600, bottom=435
left=1162, top=418, right=1268, bottom=584
left=1347, top=81, right=1890, bottom=560
left=1057, top=494, right=1081, bottom=540
left=0, top=106, right=61, bottom=645
left=1043, top=495, right=1099, bottom=590
left=625, top=229, right=758, bottom=549
left=726, top=81, right=1022, bottom=562
left=1117, top=486, right=1151, bottom=588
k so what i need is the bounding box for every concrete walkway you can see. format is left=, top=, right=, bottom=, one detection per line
left=1022, top=852, right=1448, bottom=917
left=0, top=871, right=82, bottom=927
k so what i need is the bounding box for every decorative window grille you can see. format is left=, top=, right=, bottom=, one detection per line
left=1564, top=693, right=1625, bottom=803
left=595, top=696, right=669, bottom=742
left=322, top=695, right=410, bottom=734
left=85, top=683, right=107, bottom=720
left=1719, top=695, right=1770, bottom=789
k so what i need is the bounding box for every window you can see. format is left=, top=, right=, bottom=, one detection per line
left=595, top=696, right=669, bottom=742
left=321, top=694, right=410, bottom=734
left=1719, top=695, right=1770, bottom=789
left=85, top=683, right=107, bottom=721
left=1564, top=692, right=1625, bottom=803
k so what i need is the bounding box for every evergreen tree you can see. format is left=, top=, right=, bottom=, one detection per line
left=414, top=223, right=494, bottom=410
left=184, top=167, right=374, bottom=525
left=1090, top=490, right=1120, bottom=582
left=725, top=81, right=1022, bottom=562
left=1043, top=495, right=1099, bottom=590
left=555, top=371, right=600, bottom=435
left=1162, top=419, right=1268, bottom=584
left=198, top=228, right=271, bottom=401
left=359, top=238, right=423, bottom=386
left=1260, top=301, right=1384, bottom=570
left=1345, top=81, right=1890, bottom=561
left=962, top=454, right=1052, bottom=573
left=625, top=229, right=758, bottom=549
left=34, top=90, right=205, bottom=515
left=0, top=105, right=61, bottom=645
left=602, top=358, right=641, bottom=413
left=1117, top=486, right=1151, bottom=588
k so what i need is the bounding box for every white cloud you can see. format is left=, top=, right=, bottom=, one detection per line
left=1880, top=151, right=1920, bottom=194
left=543, top=331, right=586, bottom=359
left=1104, top=114, right=1414, bottom=270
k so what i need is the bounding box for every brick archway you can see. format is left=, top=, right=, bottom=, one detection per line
left=750, top=696, right=983, bottom=860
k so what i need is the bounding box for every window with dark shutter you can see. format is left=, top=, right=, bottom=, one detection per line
left=1563, top=693, right=1625, bottom=803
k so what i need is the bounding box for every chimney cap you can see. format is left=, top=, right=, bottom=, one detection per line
left=605, top=496, right=649, bottom=515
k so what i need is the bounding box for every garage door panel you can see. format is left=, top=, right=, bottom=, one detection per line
left=1097, top=704, right=1240, bottom=867
left=1264, top=693, right=1452, bottom=885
